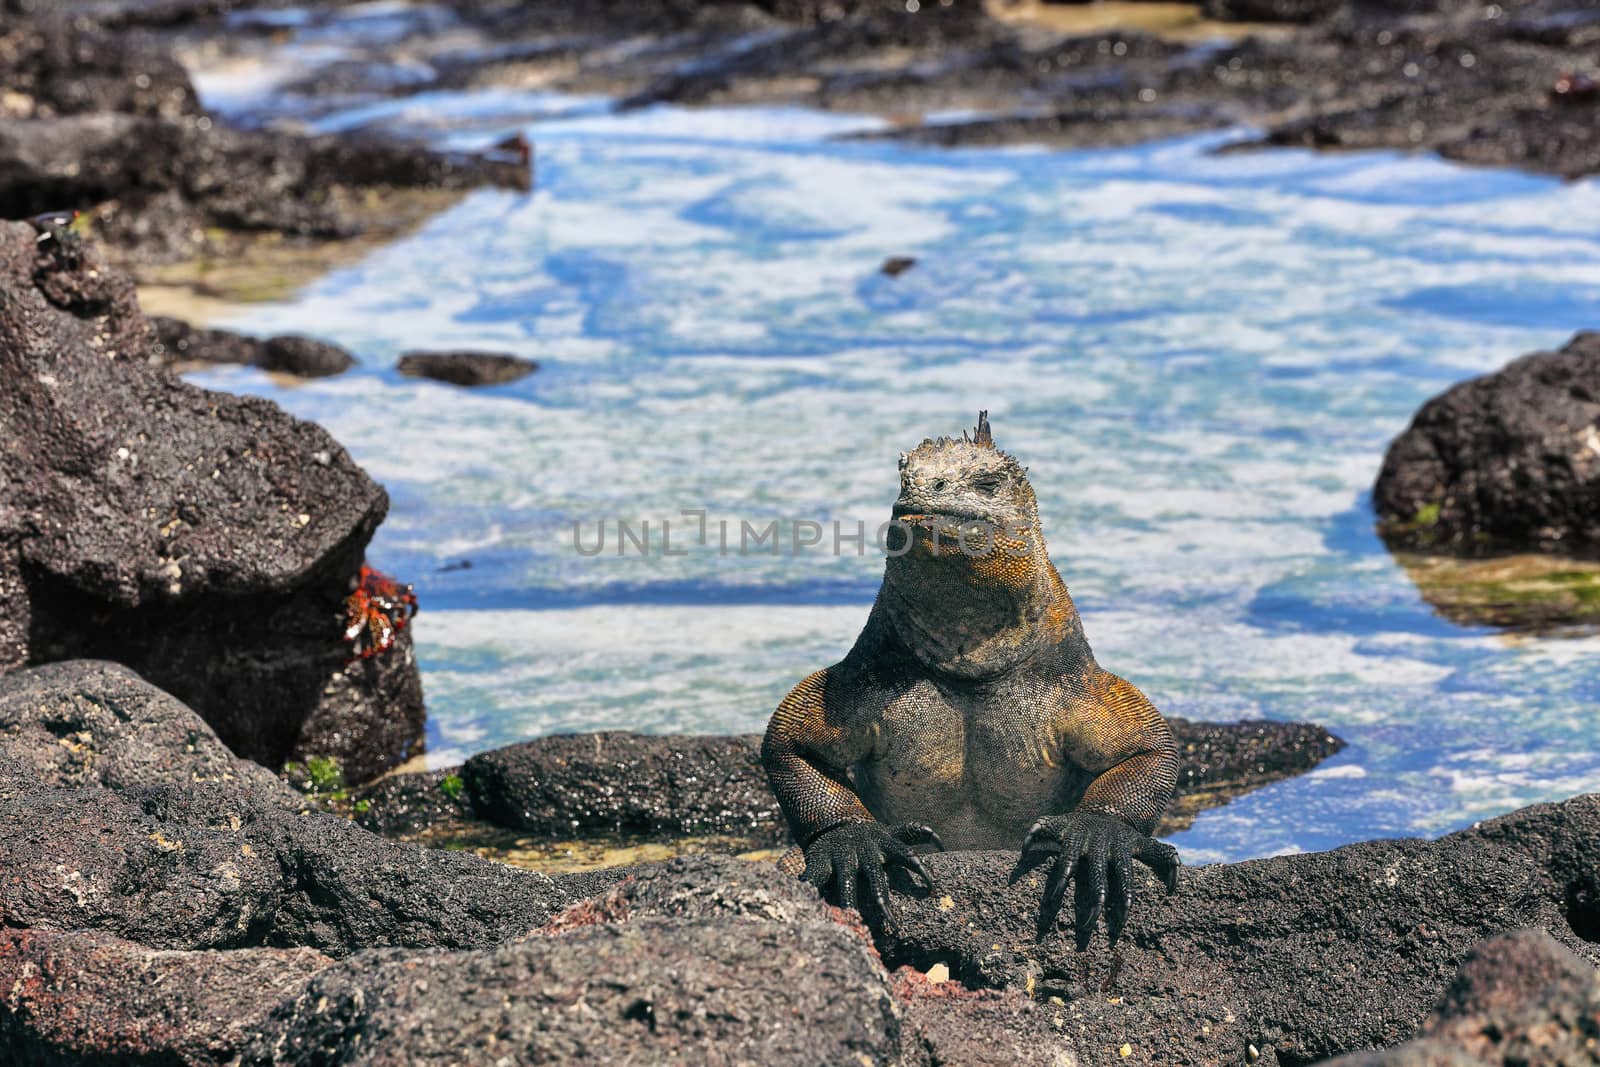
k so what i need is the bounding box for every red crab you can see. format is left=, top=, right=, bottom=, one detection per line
left=343, top=565, right=418, bottom=662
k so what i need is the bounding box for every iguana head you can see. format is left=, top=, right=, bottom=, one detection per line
left=890, top=411, right=1036, bottom=536
left=882, top=412, right=1070, bottom=678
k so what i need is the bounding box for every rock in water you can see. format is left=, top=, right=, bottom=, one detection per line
left=150, top=317, right=357, bottom=378
left=1375, top=331, right=1600, bottom=556
left=396, top=349, right=539, bottom=386
left=262, top=334, right=357, bottom=378
left=0, top=222, right=422, bottom=782
left=149, top=314, right=265, bottom=369
left=437, top=719, right=1342, bottom=842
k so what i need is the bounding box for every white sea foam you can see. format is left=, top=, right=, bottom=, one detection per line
left=178, top=73, right=1600, bottom=860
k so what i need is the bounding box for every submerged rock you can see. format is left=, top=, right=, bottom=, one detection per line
left=1394, top=551, right=1600, bottom=634
left=396, top=349, right=539, bottom=386
left=0, top=222, right=422, bottom=782
left=1374, top=331, right=1600, bottom=557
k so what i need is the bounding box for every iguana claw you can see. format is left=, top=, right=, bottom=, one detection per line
left=803, top=821, right=944, bottom=932
left=1010, top=811, right=1179, bottom=950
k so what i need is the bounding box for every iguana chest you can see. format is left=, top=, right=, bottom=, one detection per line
left=850, top=676, right=1084, bottom=849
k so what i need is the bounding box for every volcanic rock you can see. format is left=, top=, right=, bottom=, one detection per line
left=261, top=334, right=357, bottom=378
left=873, top=793, right=1600, bottom=1066
left=374, top=717, right=1343, bottom=842
left=1327, top=929, right=1600, bottom=1065
left=0, top=221, right=422, bottom=782
left=1374, top=331, right=1600, bottom=556
left=396, top=349, right=539, bottom=386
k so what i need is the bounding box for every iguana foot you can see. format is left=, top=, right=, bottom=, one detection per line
left=1009, top=812, right=1178, bottom=950
left=802, top=821, right=944, bottom=932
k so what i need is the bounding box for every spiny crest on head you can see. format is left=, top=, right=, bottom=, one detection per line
left=913, top=411, right=997, bottom=454
left=970, top=410, right=993, bottom=448
left=901, top=411, right=1029, bottom=479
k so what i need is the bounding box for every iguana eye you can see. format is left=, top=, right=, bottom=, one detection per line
left=971, top=473, right=1003, bottom=495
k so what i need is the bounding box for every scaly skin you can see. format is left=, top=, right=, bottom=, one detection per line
left=762, top=413, right=1180, bottom=948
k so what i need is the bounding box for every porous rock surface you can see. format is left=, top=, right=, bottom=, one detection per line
left=0, top=661, right=1595, bottom=1066
left=0, top=221, right=421, bottom=781
left=1375, top=331, right=1600, bottom=557
left=1327, top=929, right=1600, bottom=1066
left=874, top=794, right=1600, bottom=1066
left=0, top=661, right=587, bottom=956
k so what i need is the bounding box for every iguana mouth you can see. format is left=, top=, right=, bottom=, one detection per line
left=890, top=505, right=993, bottom=526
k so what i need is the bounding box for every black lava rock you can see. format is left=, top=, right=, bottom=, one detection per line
left=0, top=223, right=423, bottom=782
left=1374, top=332, right=1600, bottom=556
left=396, top=349, right=539, bottom=386
left=262, top=334, right=357, bottom=378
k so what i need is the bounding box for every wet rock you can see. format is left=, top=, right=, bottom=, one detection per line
left=1373, top=331, right=1600, bottom=557
left=396, top=349, right=539, bottom=386
left=854, top=106, right=1230, bottom=150
left=1327, top=929, right=1600, bottom=1065
left=1440, top=102, right=1600, bottom=181
left=0, top=222, right=423, bottom=782
left=0, top=929, right=336, bottom=1067
left=1201, top=0, right=1345, bottom=21
left=348, top=767, right=478, bottom=837
left=1507, top=7, right=1600, bottom=48
left=1162, top=715, right=1347, bottom=832
left=0, top=18, right=528, bottom=265
left=874, top=792, right=1600, bottom=1066
left=261, top=334, right=357, bottom=378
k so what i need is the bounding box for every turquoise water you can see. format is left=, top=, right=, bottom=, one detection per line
left=188, top=37, right=1600, bottom=863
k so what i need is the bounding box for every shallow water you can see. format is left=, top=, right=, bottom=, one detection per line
left=186, top=25, right=1600, bottom=863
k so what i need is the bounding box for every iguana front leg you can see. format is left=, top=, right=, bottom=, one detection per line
left=1012, top=673, right=1181, bottom=949
left=761, top=669, right=941, bottom=928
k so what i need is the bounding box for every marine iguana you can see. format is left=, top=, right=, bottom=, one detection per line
left=762, top=412, right=1180, bottom=948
